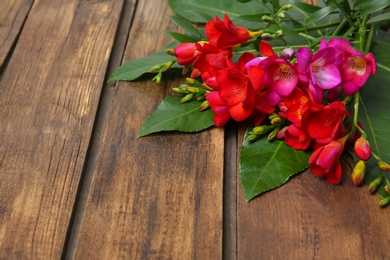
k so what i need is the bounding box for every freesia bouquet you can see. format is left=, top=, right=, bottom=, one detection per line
left=109, top=0, right=390, bottom=206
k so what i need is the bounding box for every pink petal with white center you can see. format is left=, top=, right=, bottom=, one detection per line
left=314, top=64, right=341, bottom=90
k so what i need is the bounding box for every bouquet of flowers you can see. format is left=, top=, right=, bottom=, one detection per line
left=109, top=0, right=390, bottom=206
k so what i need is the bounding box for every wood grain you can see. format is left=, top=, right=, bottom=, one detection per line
left=236, top=128, right=390, bottom=259
left=0, top=0, right=33, bottom=70
left=70, top=0, right=224, bottom=258
left=0, top=0, right=123, bottom=258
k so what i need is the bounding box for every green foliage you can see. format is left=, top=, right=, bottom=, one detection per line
left=108, top=43, right=179, bottom=82
left=240, top=129, right=311, bottom=202
left=168, top=0, right=271, bottom=28
left=138, top=95, right=214, bottom=137
left=359, top=38, right=390, bottom=197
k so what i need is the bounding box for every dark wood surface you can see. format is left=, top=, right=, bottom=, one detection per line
left=1, top=0, right=389, bottom=259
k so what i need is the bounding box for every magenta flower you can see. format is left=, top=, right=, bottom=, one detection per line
left=297, top=47, right=341, bottom=103
left=322, top=38, right=377, bottom=95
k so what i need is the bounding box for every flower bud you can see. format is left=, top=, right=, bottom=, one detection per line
left=163, top=60, right=175, bottom=71
left=261, top=15, right=276, bottom=24
left=274, top=30, right=283, bottom=38
left=281, top=47, right=295, bottom=60
left=379, top=196, right=390, bottom=207
left=261, top=33, right=275, bottom=41
left=199, top=100, right=210, bottom=111
left=152, top=70, right=163, bottom=83
left=166, top=48, right=174, bottom=55
left=277, top=12, right=285, bottom=19
left=150, top=64, right=163, bottom=73
left=253, top=125, right=272, bottom=135
left=280, top=4, right=293, bottom=10
left=246, top=134, right=260, bottom=143
left=384, top=183, right=390, bottom=193
left=267, top=127, right=280, bottom=141
left=368, top=176, right=382, bottom=194
left=378, top=161, right=390, bottom=171
left=181, top=93, right=195, bottom=103
left=354, top=137, right=371, bottom=161
left=351, top=160, right=366, bottom=186
left=196, top=95, right=205, bottom=101
left=277, top=126, right=288, bottom=139
left=270, top=116, right=282, bottom=126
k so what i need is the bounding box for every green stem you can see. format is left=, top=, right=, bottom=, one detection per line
left=352, top=92, right=367, bottom=138
left=331, top=0, right=356, bottom=28
left=364, top=22, right=376, bottom=54
left=359, top=16, right=369, bottom=53
left=342, top=24, right=358, bottom=38
left=332, top=19, right=348, bottom=36
left=294, top=22, right=340, bottom=32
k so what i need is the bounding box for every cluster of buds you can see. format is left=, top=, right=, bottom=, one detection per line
left=172, top=78, right=210, bottom=111
left=246, top=113, right=283, bottom=142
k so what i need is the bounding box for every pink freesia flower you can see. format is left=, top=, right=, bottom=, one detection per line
left=297, top=46, right=341, bottom=103
left=322, top=38, right=377, bottom=95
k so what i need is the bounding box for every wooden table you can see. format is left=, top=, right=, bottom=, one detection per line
left=1, top=0, right=390, bottom=259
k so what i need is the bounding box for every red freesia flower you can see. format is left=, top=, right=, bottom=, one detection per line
left=174, top=42, right=200, bottom=65
left=309, top=139, right=346, bottom=184
left=302, top=101, right=350, bottom=144
left=206, top=54, right=265, bottom=126
left=205, top=14, right=251, bottom=49
left=285, top=124, right=312, bottom=150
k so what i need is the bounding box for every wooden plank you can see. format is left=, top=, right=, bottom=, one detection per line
left=236, top=129, right=390, bottom=259
left=71, top=0, right=224, bottom=258
left=0, top=0, right=33, bottom=70
left=0, top=0, right=124, bottom=258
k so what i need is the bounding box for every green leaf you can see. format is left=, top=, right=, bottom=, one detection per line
left=167, top=15, right=202, bottom=40
left=305, top=5, right=337, bottom=25
left=367, top=12, right=390, bottom=24
left=108, top=43, right=179, bottom=82
left=289, top=0, right=322, bottom=13
left=138, top=95, right=214, bottom=137
left=353, top=0, right=390, bottom=17
left=165, top=31, right=197, bottom=43
left=358, top=38, right=390, bottom=197
left=168, top=0, right=271, bottom=29
left=240, top=129, right=311, bottom=202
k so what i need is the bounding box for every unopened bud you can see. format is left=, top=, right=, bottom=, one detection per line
left=277, top=126, right=288, bottom=139
left=280, top=4, right=293, bottom=10
left=384, top=183, right=390, bottom=193
left=166, top=48, right=174, bottom=55
left=379, top=196, right=390, bottom=207
left=163, top=60, right=175, bottom=70
left=201, top=83, right=213, bottom=91
left=253, top=125, right=272, bottom=135
left=378, top=161, right=390, bottom=171
left=277, top=12, right=285, bottom=19
left=261, top=33, right=275, bottom=41
left=199, top=100, right=209, bottom=111
left=152, top=70, right=163, bottom=83
left=196, top=95, right=205, bottom=101
left=352, top=160, right=366, bottom=186
left=267, top=127, right=280, bottom=141
left=181, top=93, right=195, bottom=103
left=281, top=47, right=295, bottom=60
left=186, top=78, right=202, bottom=88
left=246, top=134, right=260, bottom=143
left=368, top=175, right=383, bottom=194
left=173, top=84, right=189, bottom=94
left=271, top=116, right=282, bottom=126
left=274, top=30, right=283, bottom=38
left=150, top=64, right=163, bottom=73
left=354, top=137, right=371, bottom=161
left=261, top=15, right=276, bottom=24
